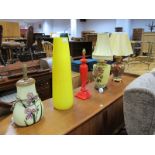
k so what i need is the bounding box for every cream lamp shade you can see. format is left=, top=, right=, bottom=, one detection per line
left=110, top=32, right=133, bottom=56
left=92, top=33, right=113, bottom=61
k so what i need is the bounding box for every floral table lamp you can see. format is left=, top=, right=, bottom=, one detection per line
left=92, top=33, right=113, bottom=91
left=110, top=32, right=133, bottom=82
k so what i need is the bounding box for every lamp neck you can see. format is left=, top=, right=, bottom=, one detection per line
left=98, top=59, right=106, bottom=63
left=115, top=56, right=122, bottom=63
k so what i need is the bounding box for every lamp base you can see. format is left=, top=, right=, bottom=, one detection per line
left=112, top=77, right=122, bottom=82
left=111, top=57, right=125, bottom=82
left=75, top=89, right=91, bottom=100
left=93, top=62, right=111, bottom=90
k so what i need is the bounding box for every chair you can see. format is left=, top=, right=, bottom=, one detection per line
left=42, top=41, right=53, bottom=57
left=0, top=25, right=5, bottom=65
left=123, top=72, right=155, bottom=134
left=19, top=26, right=34, bottom=61
left=125, top=41, right=155, bottom=70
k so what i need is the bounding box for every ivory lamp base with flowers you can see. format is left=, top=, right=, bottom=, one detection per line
left=93, top=61, right=111, bottom=90
left=13, top=78, right=43, bottom=127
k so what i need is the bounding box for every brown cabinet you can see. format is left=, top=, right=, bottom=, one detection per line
left=69, top=41, right=92, bottom=59
left=132, top=28, right=144, bottom=41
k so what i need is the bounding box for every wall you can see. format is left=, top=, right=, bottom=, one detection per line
left=130, top=19, right=155, bottom=35
left=77, top=19, right=132, bottom=37
left=41, top=19, right=70, bottom=35
left=116, top=19, right=131, bottom=34
left=23, top=19, right=117, bottom=37
left=29, top=19, right=155, bottom=39
left=32, top=22, right=43, bottom=33
left=80, top=19, right=116, bottom=34
left=79, top=19, right=155, bottom=38
left=76, top=19, right=86, bottom=37
left=70, top=19, right=77, bottom=36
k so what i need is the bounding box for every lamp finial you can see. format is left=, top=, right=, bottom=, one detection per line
left=82, top=48, right=86, bottom=57
left=23, top=64, right=28, bottom=80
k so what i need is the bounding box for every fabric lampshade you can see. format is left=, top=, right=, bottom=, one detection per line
left=110, top=32, right=133, bottom=56
left=92, top=33, right=113, bottom=61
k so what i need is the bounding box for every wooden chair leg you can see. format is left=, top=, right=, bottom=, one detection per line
left=0, top=50, right=5, bottom=65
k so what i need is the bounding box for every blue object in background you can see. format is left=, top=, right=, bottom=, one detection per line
left=72, top=58, right=97, bottom=72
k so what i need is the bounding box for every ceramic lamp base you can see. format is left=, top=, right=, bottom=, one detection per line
left=111, top=57, right=125, bottom=82
left=75, top=90, right=91, bottom=100
left=93, top=62, right=111, bottom=90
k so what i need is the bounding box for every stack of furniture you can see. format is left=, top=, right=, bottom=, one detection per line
left=42, top=41, right=53, bottom=57
left=141, top=32, right=155, bottom=53
left=81, top=31, right=97, bottom=49
left=132, top=28, right=144, bottom=55
left=81, top=30, right=96, bottom=38
left=19, top=26, right=46, bottom=62
left=132, top=28, right=144, bottom=41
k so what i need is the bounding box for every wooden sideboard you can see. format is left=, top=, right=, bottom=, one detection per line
left=0, top=74, right=137, bottom=135
left=0, top=60, right=52, bottom=101
left=0, top=70, right=52, bottom=101
left=0, top=61, right=93, bottom=106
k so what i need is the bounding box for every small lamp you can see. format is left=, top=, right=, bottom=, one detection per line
left=75, top=49, right=91, bottom=100
left=110, top=32, right=133, bottom=82
left=13, top=64, right=43, bottom=126
left=92, top=33, right=113, bottom=92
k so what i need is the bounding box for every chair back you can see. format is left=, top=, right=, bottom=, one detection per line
left=26, top=26, right=34, bottom=49
left=42, top=41, right=53, bottom=57
left=123, top=72, right=155, bottom=134
left=0, top=25, right=2, bottom=47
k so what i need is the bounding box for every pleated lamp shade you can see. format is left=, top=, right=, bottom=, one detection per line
left=92, top=33, right=113, bottom=61
left=110, top=32, right=133, bottom=56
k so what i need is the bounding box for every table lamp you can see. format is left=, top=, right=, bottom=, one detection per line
left=110, top=32, right=133, bottom=82
left=92, top=33, right=113, bottom=92
left=75, top=48, right=91, bottom=100
left=13, top=64, right=43, bottom=126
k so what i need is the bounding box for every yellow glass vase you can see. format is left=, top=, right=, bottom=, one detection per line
left=52, top=37, right=73, bottom=110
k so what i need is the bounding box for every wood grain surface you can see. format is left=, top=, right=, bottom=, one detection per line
left=0, top=74, right=136, bottom=135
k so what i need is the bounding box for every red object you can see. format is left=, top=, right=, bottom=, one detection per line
left=75, top=51, right=91, bottom=100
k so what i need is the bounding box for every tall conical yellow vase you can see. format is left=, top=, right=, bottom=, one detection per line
left=52, top=37, right=73, bottom=110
